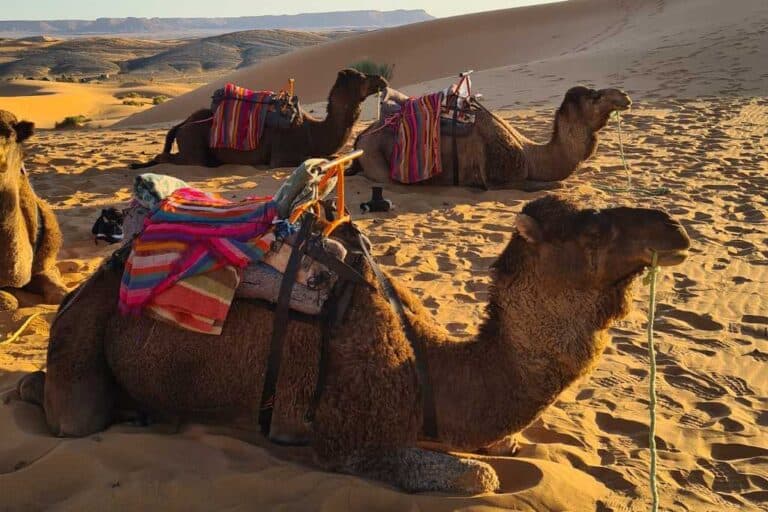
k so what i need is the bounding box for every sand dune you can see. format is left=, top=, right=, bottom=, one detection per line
left=118, top=0, right=768, bottom=127
left=1, top=0, right=767, bottom=510
left=0, top=80, right=195, bottom=129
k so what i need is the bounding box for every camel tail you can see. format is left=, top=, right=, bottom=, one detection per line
left=128, top=121, right=184, bottom=169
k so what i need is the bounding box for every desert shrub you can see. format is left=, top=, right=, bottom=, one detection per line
left=152, top=95, right=169, bottom=105
left=122, top=99, right=144, bottom=106
left=54, top=115, right=90, bottom=130
left=350, top=59, right=395, bottom=80
left=123, top=91, right=141, bottom=98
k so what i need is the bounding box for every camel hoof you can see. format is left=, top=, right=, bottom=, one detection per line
left=0, top=290, right=19, bottom=311
left=18, top=371, right=45, bottom=405
left=454, top=459, right=500, bottom=494
left=480, top=434, right=520, bottom=456
left=43, top=286, right=69, bottom=305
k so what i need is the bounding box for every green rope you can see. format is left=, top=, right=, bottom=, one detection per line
left=596, top=112, right=669, bottom=196
left=642, top=251, right=660, bottom=512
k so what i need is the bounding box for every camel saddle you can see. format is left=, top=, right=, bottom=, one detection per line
left=211, top=84, right=301, bottom=130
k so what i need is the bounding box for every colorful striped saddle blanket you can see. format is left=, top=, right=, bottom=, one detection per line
left=119, top=188, right=277, bottom=334
left=390, top=92, right=445, bottom=184
left=209, top=83, right=299, bottom=151
left=118, top=160, right=343, bottom=334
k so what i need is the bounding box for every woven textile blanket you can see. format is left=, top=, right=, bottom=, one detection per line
left=390, top=92, right=444, bottom=184
left=119, top=188, right=277, bottom=334
left=210, top=83, right=274, bottom=151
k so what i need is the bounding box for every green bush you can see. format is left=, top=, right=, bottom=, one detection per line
left=54, top=115, right=91, bottom=130
left=152, top=95, right=169, bottom=105
left=122, top=99, right=144, bottom=106
left=350, top=59, right=395, bottom=80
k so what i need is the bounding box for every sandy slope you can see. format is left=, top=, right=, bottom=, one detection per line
left=0, top=80, right=195, bottom=129
left=117, top=0, right=768, bottom=127
left=1, top=0, right=767, bottom=510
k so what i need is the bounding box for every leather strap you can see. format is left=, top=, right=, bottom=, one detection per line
left=356, top=230, right=439, bottom=440
left=451, top=104, right=460, bottom=186
left=258, top=216, right=315, bottom=435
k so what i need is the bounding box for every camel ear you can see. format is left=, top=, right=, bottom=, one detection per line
left=13, top=121, right=34, bottom=143
left=515, top=214, right=543, bottom=244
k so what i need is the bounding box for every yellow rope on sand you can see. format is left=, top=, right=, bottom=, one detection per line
left=596, top=111, right=669, bottom=196
left=2, top=312, right=43, bottom=345
left=642, top=251, right=661, bottom=512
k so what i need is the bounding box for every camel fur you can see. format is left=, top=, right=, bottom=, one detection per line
left=0, top=110, right=68, bottom=310
left=354, top=86, right=632, bottom=190
left=133, top=69, right=388, bottom=169
left=17, top=195, right=690, bottom=494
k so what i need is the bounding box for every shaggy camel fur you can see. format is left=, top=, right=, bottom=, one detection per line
left=0, top=110, right=68, bottom=310
left=18, top=196, right=690, bottom=493
left=354, top=86, right=632, bottom=190
left=132, top=69, right=387, bottom=169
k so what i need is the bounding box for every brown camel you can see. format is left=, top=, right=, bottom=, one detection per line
left=354, top=86, right=632, bottom=190
left=0, top=110, right=68, bottom=310
left=132, top=69, right=388, bottom=169
left=18, top=195, right=690, bottom=493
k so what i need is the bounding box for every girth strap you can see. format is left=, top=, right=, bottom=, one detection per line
left=451, top=107, right=460, bottom=186
left=258, top=216, right=315, bottom=435
left=356, top=229, right=439, bottom=440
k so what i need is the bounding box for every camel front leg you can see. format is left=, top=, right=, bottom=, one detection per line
left=25, top=267, right=69, bottom=305
left=330, top=447, right=499, bottom=494
left=479, top=433, right=520, bottom=456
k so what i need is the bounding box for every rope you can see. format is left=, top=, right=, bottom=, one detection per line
left=596, top=112, right=669, bottom=197
left=642, top=251, right=660, bottom=512
left=1, top=312, right=43, bottom=345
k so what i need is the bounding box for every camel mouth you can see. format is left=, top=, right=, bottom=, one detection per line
left=649, top=248, right=689, bottom=267
left=614, top=97, right=632, bottom=111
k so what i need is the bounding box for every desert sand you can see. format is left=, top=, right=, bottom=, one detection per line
left=1, top=0, right=767, bottom=510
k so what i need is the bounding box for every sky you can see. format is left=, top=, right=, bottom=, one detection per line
left=0, top=1, right=558, bottom=21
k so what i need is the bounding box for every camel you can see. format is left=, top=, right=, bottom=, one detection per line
left=0, top=110, right=68, bottom=310
left=132, top=69, right=388, bottom=169
left=17, top=195, right=690, bottom=494
left=353, top=86, right=632, bottom=190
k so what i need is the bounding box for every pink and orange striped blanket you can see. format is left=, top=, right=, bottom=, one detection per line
left=210, top=83, right=274, bottom=151
left=390, top=92, right=444, bottom=184
left=119, top=188, right=277, bottom=334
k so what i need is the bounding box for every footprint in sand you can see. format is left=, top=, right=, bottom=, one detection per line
left=662, top=366, right=727, bottom=400
left=656, top=305, right=724, bottom=331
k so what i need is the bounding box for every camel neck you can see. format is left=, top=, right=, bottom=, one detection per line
left=521, top=116, right=598, bottom=182
left=311, top=96, right=362, bottom=156
left=419, top=252, right=626, bottom=450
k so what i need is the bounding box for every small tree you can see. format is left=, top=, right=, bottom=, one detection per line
left=350, top=59, right=395, bottom=120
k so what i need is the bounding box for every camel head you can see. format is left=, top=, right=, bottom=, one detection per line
left=498, top=196, right=690, bottom=294
left=557, top=86, right=632, bottom=131
left=332, top=68, right=389, bottom=104
left=0, top=110, right=34, bottom=188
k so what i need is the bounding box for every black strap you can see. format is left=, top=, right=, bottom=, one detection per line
left=258, top=216, right=315, bottom=435
left=356, top=231, right=438, bottom=439
left=451, top=107, right=460, bottom=186
left=303, top=239, right=372, bottom=290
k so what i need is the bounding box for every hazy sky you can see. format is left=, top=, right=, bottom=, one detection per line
left=1, top=1, right=558, bottom=20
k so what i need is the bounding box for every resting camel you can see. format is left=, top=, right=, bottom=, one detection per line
left=0, top=110, right=68, bottom=310
left=132, top=69, right=388, bottom=169
left=353, top=86, right=632, bottom=190
left=18, top=195, right=690, bottom=494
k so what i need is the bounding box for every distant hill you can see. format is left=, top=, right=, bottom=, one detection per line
left=0, top=10, right=433, bottom=38
left=0, top=29, right=353, bottom=80
left=0, top=38, right=177, bottom=79
left=123, top=30, right=346, bottom=76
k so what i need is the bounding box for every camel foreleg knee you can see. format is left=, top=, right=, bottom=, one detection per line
left=331, top=447, right=499, bottom=494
